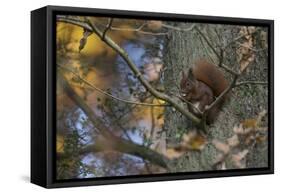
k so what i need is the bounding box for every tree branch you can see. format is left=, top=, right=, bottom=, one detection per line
left=58, top=70, right=170, bottom=168
left=234, top=81, right=268, bottom=88
left=203, top=75, right=239, bottom=120
left=194, top=26, right=240, bottom=76
left=162, top=23, right=195, bottom=32
left=105, top=22, right=168, bottom=36
left=102, top=18, right=114, bottom=40
left=58, top=64, right=168, bottom=107
left=56, top=15, right=201, bottom=124
left=57, top=15, right=92, bottom=31
left=194, top=26, right=220, bottom=59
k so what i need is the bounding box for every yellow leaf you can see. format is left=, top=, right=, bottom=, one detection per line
left=165, top=148, right=185, bottom=159
left=56, top=135, right=64, bottom=153
left=242, top=119, right=257, bottom=129
left=189, top=134, right=207, bottom=151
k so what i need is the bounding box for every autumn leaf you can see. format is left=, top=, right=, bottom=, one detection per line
left=227, top=135, right=239, bottom=147
left=79, top=28, right=92, bottom=52
left=256, top=135, right=267, bottom=143
left=182, top=130, right=197, bottom=143
left=247, top=26, right=256, bottom=34
left=233, top=124, right=244, bottom=134
left=237, top=26, right=256, bottom=72
left=256, top=109, right=267, bottom=126
left=242, top=119, right=257, bottom=129
left=165, top=131, right=207, bottom=159
left=231, top=149, right=249, bottom=168
left=182, top=131, right=207, bottom=151
left=57, top=135, right=65, bottom=153
left=166, top=148, right=185, bottom=159
left=147, top=21, right=163, bottom=31
left=212, top=139, right=230, bottom=154
left=188, top=134, right=207, bottom=150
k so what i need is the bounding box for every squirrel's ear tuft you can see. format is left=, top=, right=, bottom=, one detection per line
left=188, top=68, right=195, bottom=81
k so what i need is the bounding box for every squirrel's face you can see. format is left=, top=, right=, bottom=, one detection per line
left=180, top=78, right=195, bottom=98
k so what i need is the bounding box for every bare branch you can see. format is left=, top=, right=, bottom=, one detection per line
left=107, top=22, right=168, bottom=36
left=235, top=81, right=268, bottom=88
left=176, top=94, right=203, bottom=116
left=57, top=15, right=92, bottom=31
left=236, top=42, right=267, bottom=52
left=194, top=26, right=240, bottom=76
left=57, top=15, right=201, bottom=124
left=58, top=64, right=168, bottom=107
left=194, top=26, right=220, bottom=59
left=162, top=23, right=195, bottom=32
left=102, top=18, right=114, bottom=40
left=58, top=70, right=170, bottom=168
left=204, top=75, right=239, bottom=118
left=86, top=17, right=201, bottom=124
left=103, top=22, right=194, bottom=35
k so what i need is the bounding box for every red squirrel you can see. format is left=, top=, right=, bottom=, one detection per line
left=180, top=59, right=229, bottom=124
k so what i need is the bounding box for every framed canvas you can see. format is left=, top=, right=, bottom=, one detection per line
left=31, top=5, right=274, bottom=188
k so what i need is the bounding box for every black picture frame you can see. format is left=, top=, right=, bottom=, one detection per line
left=31, top=5, right=274, bottom=188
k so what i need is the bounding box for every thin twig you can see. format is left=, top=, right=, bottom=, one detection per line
left=223, top=33, right=253, bottom=50
left=58, top=64, right=168, bottom=107
left=194, top=26, right=240, bottom=76
left=176, top=95, right=203, bottom=115
left=109, top=27, right=168, bottom=36
left=162, top=23, right=195, bottom=32
left=236, top=42, right=267, bottom=52
left=58, top=71, right=170, bottom=168
left=57, top=16, right=92, bottom=31
left=57, top=15, right=201, bottom=124
left=102, top=18, right=114, bottom=40
left=87, top=17, right=201, bottom=124
left=204, top=75, right=239, bottom=117
left=234, top=81, right=268, bottom=88
left=109, top=22, right=147, bottom=31
left=101, top=22, right=168, bottom=36
left=194, top=26, right=220, bottom=59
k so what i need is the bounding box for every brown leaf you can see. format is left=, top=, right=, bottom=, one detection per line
left=233, top=124, right=244, bottom=134
left=227, top=135, right=239, bottom=147
left=212, top=139, right=230, bottom=154
left=166, top=131, right=207, bottom=156
left=256, top=135, right=267, bottom=143
left=232, top=149, right=248, bottom=168
left=79, top=28, right=92, bottom=52
left=182, top=131, right=197, bottom=143
left=189, top=134, right=207, bottom=151
left=247, top=26, right=256, bottom=34
left=147, top=21, right=162, bottom=31
left=256, top=110, right=267, bottom=126
left=245, top=134, right=255, bottom=145
left=182, top=131, right=207, bottom=151
left=242, top=119, right=257, bottom=129
left=239, top=52, right=255, bottom=72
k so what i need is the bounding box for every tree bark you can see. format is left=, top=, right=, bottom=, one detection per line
left=163, top=23, right=268, bottom=171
